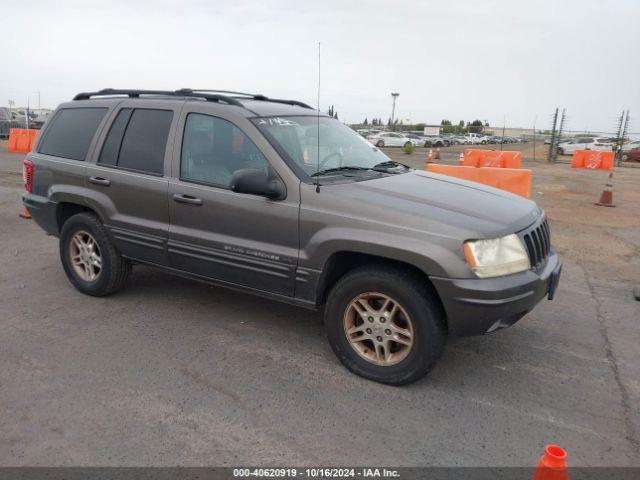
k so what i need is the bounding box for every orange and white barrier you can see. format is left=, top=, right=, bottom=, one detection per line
left=427, top=164, right=531, bottom=198
left=571, top=150, right=614, bottom=170
left=8, top=128, right=38, bottom=153
left=462, top=149, right=522, bottom=168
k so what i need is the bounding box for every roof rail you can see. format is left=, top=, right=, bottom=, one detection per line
left=73, top=88, right=314, bottom=110
left=73, top=88, right=244, bottom=107
left=187, top=89, right=314, bottom=110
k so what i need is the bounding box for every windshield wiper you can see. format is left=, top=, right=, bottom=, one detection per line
left=310, top=166, right=372, bottom=177
left=372, top=160, right=410, bottom=172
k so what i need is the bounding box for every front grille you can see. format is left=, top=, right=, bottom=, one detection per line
left=522, top=217, right=551, bottom=268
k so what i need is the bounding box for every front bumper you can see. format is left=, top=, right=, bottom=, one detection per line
left=430, top=249, right=562, bottom=336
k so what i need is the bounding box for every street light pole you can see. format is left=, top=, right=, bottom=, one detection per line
left=390, top=92, right=399, bottom=131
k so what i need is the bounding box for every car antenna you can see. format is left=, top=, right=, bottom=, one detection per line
left=315, top=41, right=321, bottom=193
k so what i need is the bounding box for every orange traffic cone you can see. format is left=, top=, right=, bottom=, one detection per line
left=435, top=148, right=441, bottom=160
left=426, top=149, right=433, bottom=164
left=458, top=152, right=464, bottom=165
left=596, top=169, right=615, bottom=207
left=533, top=445, right=568, bottom=480
left=19, top=207, right=31, bottom=219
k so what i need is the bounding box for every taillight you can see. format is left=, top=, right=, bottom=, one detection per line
left=23, top=159, right=34, bottom=193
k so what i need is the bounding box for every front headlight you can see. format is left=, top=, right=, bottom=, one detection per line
left=463, top=234, right=531, bottom=278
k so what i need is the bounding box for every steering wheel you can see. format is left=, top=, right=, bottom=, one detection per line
left=319, top=151, right=344, bottom=169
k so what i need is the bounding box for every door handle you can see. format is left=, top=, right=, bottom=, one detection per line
left=173, top=193, right=203, bottom=206
left=89, top=176, right=111, bottom=186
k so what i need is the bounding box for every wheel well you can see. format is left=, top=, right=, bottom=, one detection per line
left=317, top=252, right=446, bottom=325
left=56, top=202, right=94, bottom=233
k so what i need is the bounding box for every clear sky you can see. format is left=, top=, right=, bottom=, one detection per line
left=3, top=0, right=638, bottom=132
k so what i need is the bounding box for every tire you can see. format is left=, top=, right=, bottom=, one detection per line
left=376, top=140, right=384, bottom=147
left=59, top=212, right=131, bottom=296
left=324, top=265, right=446, bottom=385
left=424, top=141, right=432, bottom=148
left=557, top=147, right=564, bottom=155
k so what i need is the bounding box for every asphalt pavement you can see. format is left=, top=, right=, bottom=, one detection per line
left=0, top=148, right=638, bottom=467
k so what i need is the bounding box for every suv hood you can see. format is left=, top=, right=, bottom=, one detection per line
left=327, top=169, right=540, bottom=238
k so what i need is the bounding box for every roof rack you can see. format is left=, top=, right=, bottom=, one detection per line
left=73, top=88, right=314, bottom=111
left=185, top=89, right=314, bottom=110
left=73, top=88, right=245, bottom=107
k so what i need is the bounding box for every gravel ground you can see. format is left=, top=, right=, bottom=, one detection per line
left=0, top=145, right=638, bottom=467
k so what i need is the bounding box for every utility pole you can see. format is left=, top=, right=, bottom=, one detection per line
left=547, top=108, right=559, bottom=162
left=533, top=114, right=538, bottom=161
left=390, top=92, right=399, bottom=131
left=500, top=115, right=506, bottom=151
left=615, top=110, right=630, bottom=166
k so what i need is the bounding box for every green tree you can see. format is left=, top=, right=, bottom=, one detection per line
left=363, top=118, right=368, bottom=126
left=469, top=120, right=484, bottom=133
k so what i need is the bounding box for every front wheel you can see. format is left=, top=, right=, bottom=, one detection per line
left=376, top=140, right=385, bottom=147
left=60, top=212, right=130, bottom=296
left=324, top=266, right=446, bottom=385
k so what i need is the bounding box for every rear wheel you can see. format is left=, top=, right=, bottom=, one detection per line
left=424, top=140, right=432, bottom=148
left=376, top=140, right=384, bottom=147
left=60, top=212, right=130, bottom=296
left=324, top=266, right=446, bottom=385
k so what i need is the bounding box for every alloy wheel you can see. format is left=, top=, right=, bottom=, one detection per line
left=68, top=230, right=102, bottom=282
left=343, top=292, right=414, bottom=366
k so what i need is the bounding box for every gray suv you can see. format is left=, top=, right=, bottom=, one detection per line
left=22, top=89, right=562, bottom=385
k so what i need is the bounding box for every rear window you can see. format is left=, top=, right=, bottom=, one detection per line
left=98, top=108, right=173, bottom=175
left=39, top=108, right=107, bottom=160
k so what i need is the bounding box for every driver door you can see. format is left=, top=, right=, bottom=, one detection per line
left=167, top=107, right=300, bottom=296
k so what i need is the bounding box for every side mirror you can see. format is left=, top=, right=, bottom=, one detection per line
left=230, top=168, right=286, bottom=200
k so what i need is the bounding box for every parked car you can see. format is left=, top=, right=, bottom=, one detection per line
left=464, top=133, right=487, bottom=144
left=23, top=88, right=562, bottom=385
left=402, top=133, right=427, bottom=147
left=556, top=137, right=614, bottom=155
left=367, top=131, right=413, bottom=148
left=422, top=135, right=450, bottom=147
left=625, top=147, right=640, bottom=162
left=621, top=140, right=640, bottom=154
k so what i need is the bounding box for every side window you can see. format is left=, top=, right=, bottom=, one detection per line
left=98, top=109, right=132, bottom=166
left=180, top=113, right=270, bottom=188
left=98, top=108, right=172, bottom=175
left=39, top=108, right=107, bottom=160
left=118, top=109, right=173, bottom=175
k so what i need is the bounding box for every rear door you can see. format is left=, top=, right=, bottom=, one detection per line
left=166, top=105, right=300, bottom=296
left=85, top=101, right=180, bottom=265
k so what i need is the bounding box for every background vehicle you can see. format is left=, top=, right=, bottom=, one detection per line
left=622, top=140, right=640, bottom=154
left=422, top=135, right=449, bottom=147
left=464, top=133, right=487, bottom=144
left=556, top=137, right=614, bottom=155
left=23, top=88, right=561, bottom=386
left=367, top=131, right=413, bottom=148
left=402, top=132, right=427, bottom=147
left=625, top=147, right=640, bottom=162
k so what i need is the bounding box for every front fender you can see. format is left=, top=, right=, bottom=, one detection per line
left=301, top=227, right=470, bottom=279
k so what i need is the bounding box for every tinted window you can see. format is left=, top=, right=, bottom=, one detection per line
left=181, top=113, right=269, bottom=188
left=39, top=108, right=107, bottom=160
left=117, top=109, right=173, bottom=175
left=98, top=109, right=133, bottom=166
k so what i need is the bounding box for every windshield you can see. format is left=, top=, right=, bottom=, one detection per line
left=252, top=116, right=400, bottom=180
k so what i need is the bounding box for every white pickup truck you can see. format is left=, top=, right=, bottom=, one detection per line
left=464, top=133, right=488, bottom=145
